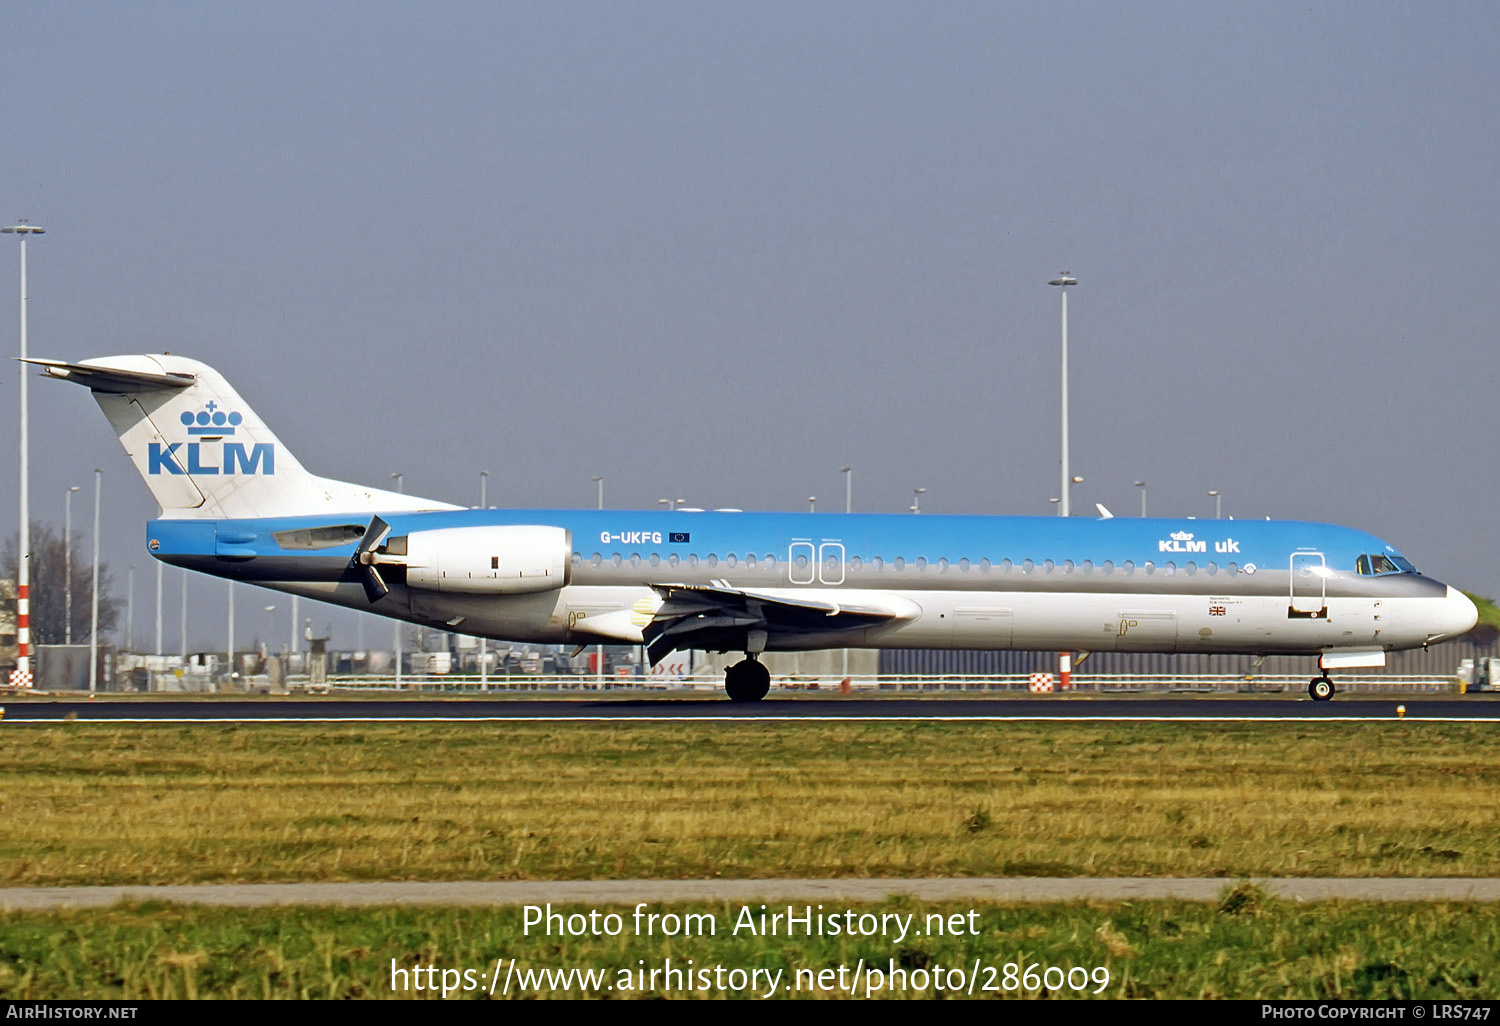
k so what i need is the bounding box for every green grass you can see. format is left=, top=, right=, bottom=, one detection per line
left=2, top=895, right=1497, bottom=999
left=2, top=721, right=1499, bottom=884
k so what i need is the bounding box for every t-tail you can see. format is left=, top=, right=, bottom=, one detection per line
left=26, top=355, right=459, bottom=519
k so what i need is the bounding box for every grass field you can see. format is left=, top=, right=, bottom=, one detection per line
left=2, top=720, right=1498, bottom=885
left=2, top=894, right=1496, bottom=999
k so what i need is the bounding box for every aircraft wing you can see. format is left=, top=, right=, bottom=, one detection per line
left=642, top=582, right=912, bottom=666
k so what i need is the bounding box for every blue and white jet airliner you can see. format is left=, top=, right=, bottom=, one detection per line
left=31, top=354, right=1477, bottom=701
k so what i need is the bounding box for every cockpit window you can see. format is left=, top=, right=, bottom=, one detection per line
left=1356, top=552, right=1416, bottom=576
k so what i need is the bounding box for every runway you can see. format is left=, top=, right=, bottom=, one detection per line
left=3, top=694, right=1497, bottom=722
left=5, top=877, right=1500, bottom=910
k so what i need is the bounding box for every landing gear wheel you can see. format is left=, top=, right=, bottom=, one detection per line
left=725, top=659, right=771, bottom=702
left=1309, top=676, right=1335, bottom=702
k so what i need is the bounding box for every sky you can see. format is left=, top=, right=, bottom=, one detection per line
left=1, top=1, right=1497, bottom=653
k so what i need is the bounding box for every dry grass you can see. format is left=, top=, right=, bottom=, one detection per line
left=1, top=721, right=1498, bottom=885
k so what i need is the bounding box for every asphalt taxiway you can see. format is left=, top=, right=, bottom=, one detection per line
left=6, top=877, right=1500, bottom=910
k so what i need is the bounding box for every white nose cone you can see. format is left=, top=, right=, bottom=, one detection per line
left=1443, top=586, right=1479, bottom=639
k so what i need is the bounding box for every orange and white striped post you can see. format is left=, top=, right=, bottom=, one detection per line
left=4, top=221, right=44, bottom=691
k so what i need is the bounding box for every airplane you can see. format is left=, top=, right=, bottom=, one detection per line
left=28, top=353, right=1478, bottom=702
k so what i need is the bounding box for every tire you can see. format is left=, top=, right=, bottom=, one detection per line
left=726, top=660, right=771, bottom=702
left=1309, top=677, right=1334, bottom=701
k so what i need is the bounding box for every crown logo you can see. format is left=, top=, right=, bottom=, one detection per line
left=1170, top=531, right=1194, bottom=541
left=179, top=402, right=243, bottom=436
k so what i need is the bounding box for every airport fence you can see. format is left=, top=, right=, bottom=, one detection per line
left=301, top=672, right=1464, bottom=695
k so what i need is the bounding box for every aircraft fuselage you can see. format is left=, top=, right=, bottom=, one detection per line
left=147, top=508, right=1475, bottom=658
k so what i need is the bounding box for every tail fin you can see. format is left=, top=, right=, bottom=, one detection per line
left=28, top=355, right=459, bottom=519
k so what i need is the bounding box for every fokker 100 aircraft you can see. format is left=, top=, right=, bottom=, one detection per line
left=31, top=354, right=1478, bottom=701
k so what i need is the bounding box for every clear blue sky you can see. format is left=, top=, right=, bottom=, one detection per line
left=2, top=1, right=1496, bottom=650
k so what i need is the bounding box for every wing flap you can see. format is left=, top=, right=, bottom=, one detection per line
left=642, top=583, right=913, bottom=666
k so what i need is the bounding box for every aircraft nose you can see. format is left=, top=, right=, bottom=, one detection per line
left=1440, top=586, right=1479, bottom=639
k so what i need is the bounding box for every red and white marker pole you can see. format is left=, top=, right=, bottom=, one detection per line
left=1059, top=651, right=1072, bottom=690
left=4, top=221, right=43, bottom=691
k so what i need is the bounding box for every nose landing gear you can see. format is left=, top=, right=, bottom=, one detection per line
left=724, top=656, right=771, bottom=702
left=1308, top=676, right=1335, bottom=701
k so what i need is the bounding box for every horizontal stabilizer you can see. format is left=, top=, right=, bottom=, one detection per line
left=22, top=357, right=195, bottom=393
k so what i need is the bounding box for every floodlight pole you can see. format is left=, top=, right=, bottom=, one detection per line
left=1049, top=273, right=1077, bottom=517
left=226, top=578, right=234, bottom=687
left=840, top=465, right=852, bottom=680
left=593, top=475, right=604, bottom=690
left=1134, top=480, right=1147, bottom=518
left=4, top=221, right=44, bottom=688
left=1049, top=273, right=1079, bottom=693
left=477, top=470, right=491, bottom=693
left=127, top=564, right=135, bottom=653
left=89, top=468, right=101, bottom=693
left=391, top=472, right=403, bottom=688
left=64, top=485, right=79, bottom=643
left=154, top=559, right=163, bottom=656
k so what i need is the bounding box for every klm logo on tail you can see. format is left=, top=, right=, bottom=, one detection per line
left=147, top=403, right=274, bottom=476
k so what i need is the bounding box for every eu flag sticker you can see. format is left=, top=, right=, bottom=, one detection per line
left=669, top=532, right=690, bottom=544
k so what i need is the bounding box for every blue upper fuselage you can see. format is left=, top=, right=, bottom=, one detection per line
left=148, top=508, right=1417, bottom=579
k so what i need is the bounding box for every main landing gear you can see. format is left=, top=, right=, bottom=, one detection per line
left=724, top=656, right=771, bottom=703
left=1308, top=676, right=1336, bottom=702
